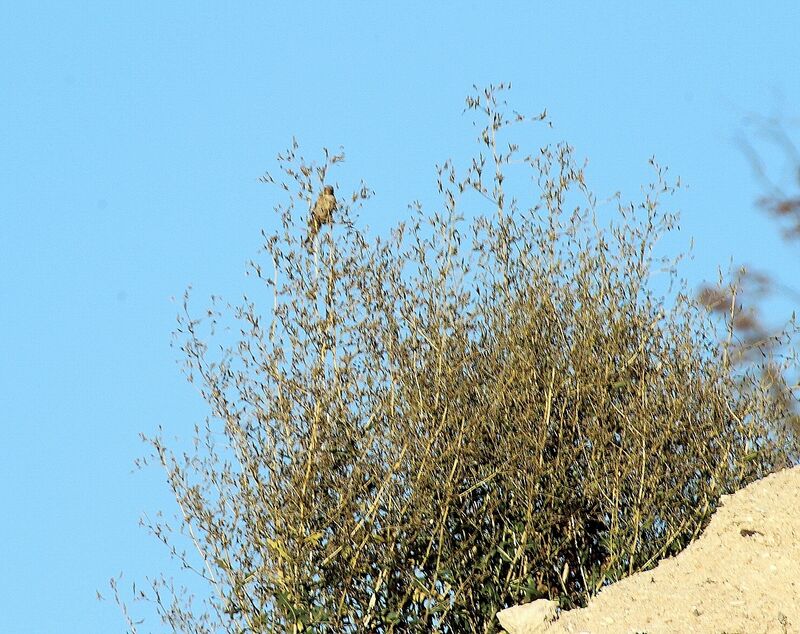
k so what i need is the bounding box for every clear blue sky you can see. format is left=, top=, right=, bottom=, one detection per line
left=2, top=3, right=799, bottom=632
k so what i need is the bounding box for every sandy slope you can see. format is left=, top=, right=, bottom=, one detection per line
left=498, top=465, right=800, bottom=634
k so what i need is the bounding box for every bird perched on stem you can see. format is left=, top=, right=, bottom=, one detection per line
left=305, top=185, right=337, bottom=249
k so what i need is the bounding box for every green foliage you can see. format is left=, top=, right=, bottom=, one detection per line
left=121, top=85, right=799, bottom=633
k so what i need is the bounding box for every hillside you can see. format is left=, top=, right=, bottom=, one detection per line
left=498, top=465, right=800, bottom=634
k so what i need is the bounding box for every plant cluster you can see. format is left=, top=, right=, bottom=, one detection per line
left=118, top=85, right=799, bottom=633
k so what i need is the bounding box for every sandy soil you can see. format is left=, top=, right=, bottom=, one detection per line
left=498, top=465, right=800, bottom=634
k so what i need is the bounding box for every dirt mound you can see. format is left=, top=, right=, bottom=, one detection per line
left=498, top=465, right=800, bottom=634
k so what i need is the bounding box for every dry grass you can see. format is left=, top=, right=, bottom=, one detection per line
left=116, top=85, right=799, bottom=633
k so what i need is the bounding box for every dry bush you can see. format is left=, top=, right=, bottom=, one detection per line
left=697, top=114, right=800, bottom=436
left=118, top=85, right=799, bottom=633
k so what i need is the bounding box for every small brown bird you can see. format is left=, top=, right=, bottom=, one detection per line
left=305, top=185, right=337, bottom=248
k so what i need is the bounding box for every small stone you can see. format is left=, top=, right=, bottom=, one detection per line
left=497, top=599, right=559, bottom=634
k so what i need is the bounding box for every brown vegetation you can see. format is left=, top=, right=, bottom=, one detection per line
left=116, top=86, right=799, bottom=633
